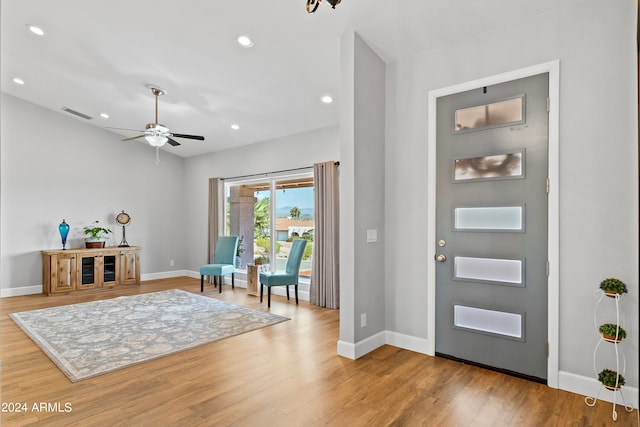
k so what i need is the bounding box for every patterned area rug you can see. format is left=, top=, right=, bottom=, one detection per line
left=10, top=289, right=288, bottom=382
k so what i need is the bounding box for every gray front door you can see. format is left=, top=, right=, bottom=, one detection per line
left=435, top=73, right=549, bottom=381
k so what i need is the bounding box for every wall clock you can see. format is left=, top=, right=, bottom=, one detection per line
left=116, top=210, right=131, bottom=247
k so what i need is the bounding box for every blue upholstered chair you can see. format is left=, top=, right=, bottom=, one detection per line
left=260, top=239, right=307, bottom=308
left=200, top=235, right=239, bottom=293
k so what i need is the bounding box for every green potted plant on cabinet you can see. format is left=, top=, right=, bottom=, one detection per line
left=598, top=368, right=625, bottom=391
left=598, top=323, right=627, bottom=343
left=83, top=221, right=112, bottom=248
left=599, top=278, right=628, bottom=298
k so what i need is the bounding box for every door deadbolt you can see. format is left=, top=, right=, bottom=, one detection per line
left=438, top=239, right=446, bottom=247
left=435, top=254, right=447, bottom=262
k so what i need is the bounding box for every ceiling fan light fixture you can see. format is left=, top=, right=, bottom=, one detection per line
left=145, top=123, right=169, bottom=146
left=109, top=85, right=203, bottom=161
left=145, top=135, right=168, bottom=147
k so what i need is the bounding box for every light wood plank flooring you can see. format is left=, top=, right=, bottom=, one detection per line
left=1, top=278, right=636, bottom=426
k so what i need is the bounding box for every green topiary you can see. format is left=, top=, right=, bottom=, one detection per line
left=599, top=278, right=628, bottom=295
left=598, top=369, right=625, bottom=389
left=598, top=323, right=626, bottom=341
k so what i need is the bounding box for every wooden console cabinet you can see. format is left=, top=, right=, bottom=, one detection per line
left=42, top=246, right=141, bottom=295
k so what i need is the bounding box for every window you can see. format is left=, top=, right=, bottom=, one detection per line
left=225, top=173, right=314, bottom=285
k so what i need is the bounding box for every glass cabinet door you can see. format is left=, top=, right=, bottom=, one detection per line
left=78, top=254, right=99, bottom=290
left=76, top=252, right=120, bottom=289
left=102, top=254, right=119, bottom=286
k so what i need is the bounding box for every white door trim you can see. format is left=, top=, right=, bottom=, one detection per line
left=426, top=60, right=560, bottom=388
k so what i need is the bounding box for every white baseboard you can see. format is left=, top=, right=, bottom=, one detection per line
left=385, top=330, right=431, bottom=355
left=338, top=331, right=428, bottom=360
left=337, top=331, right=386, bottom=360
left=0, top=285, right=43, bottom=298
left=141, top=270, right=193, bottom=281
left=338, top=330, right=430, bottom=360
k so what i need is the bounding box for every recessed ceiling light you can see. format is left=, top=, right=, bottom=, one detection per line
left=321, top=95, right=333, bottom=104
left=12, top=77, right=25, bottom=85
left=100, top=113, right=110, bottom=119
left=237, top=35, right=254, bottom=48
left=231, top=124, right=240, bottom=130
left=26, top=25, right=45, bottom=36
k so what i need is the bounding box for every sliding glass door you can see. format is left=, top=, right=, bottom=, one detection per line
left=225, top=173, right=314, bottom=285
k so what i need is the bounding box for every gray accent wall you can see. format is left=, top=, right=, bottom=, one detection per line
left=339, top=32, right=387, bottom=346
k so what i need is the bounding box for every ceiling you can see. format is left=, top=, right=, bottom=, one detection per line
left=1, top=0, right=565, bottom=157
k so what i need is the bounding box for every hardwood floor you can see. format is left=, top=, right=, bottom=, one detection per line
left=1, top=278, right=636, bottom=426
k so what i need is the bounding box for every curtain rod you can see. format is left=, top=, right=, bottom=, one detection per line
left=222, top=161, right=339, bottom=181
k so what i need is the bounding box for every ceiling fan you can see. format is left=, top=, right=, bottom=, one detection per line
left=107, top=85, right=204, bottom=159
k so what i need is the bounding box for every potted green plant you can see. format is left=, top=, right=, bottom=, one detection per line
left=254, top=255, right=269, bottom=271
left=599, top=278, right=628, bottom=298
left=598, top=368, right=625, bottom=391
left=83, top=221, right=112, bottom=248
left=599, top=323, right=627, bottom=343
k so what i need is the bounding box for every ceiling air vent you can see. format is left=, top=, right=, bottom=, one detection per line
left=62, top=107, right=93, bottom=120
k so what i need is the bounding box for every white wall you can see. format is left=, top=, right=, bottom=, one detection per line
left=182, top=126, right=340, bottom=273
left=0, top=94, right=188, bottom=296
left=384, top=0, right=638, bottom=397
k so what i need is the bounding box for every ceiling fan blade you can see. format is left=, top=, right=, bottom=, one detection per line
left=167, top=137, right=181, bottom=147
left=121, top=135, right=145, bottom=142
left=171, top=133, right=205, bottom=141
left=106, top=126, right=144, bottom=132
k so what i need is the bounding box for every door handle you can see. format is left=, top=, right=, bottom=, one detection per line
left=435, top=254, right=447, bottom=262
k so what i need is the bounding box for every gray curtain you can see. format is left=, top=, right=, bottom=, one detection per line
left=207, top=178, right=224, bottom=281
left=310, top=161, right=340, bottom=309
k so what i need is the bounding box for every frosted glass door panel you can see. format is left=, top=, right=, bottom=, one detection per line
left=454, top=152, right=523, bottom=182
left=454, top=206, right=523, bottom=231
left=454, top=305, right=523, bottom=339
left=454, top=95, right=524, bottom=132
left=454, top=256, right=523, bottom=285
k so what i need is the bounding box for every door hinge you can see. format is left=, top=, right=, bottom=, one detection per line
left=546, top=178, right=550, bottom=194
left=547, top=97, right=550, bottom=113
left=546, top=261, right=550, bottom=277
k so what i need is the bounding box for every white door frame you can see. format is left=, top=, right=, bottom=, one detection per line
left=426, top=60, right=560, bottom=388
